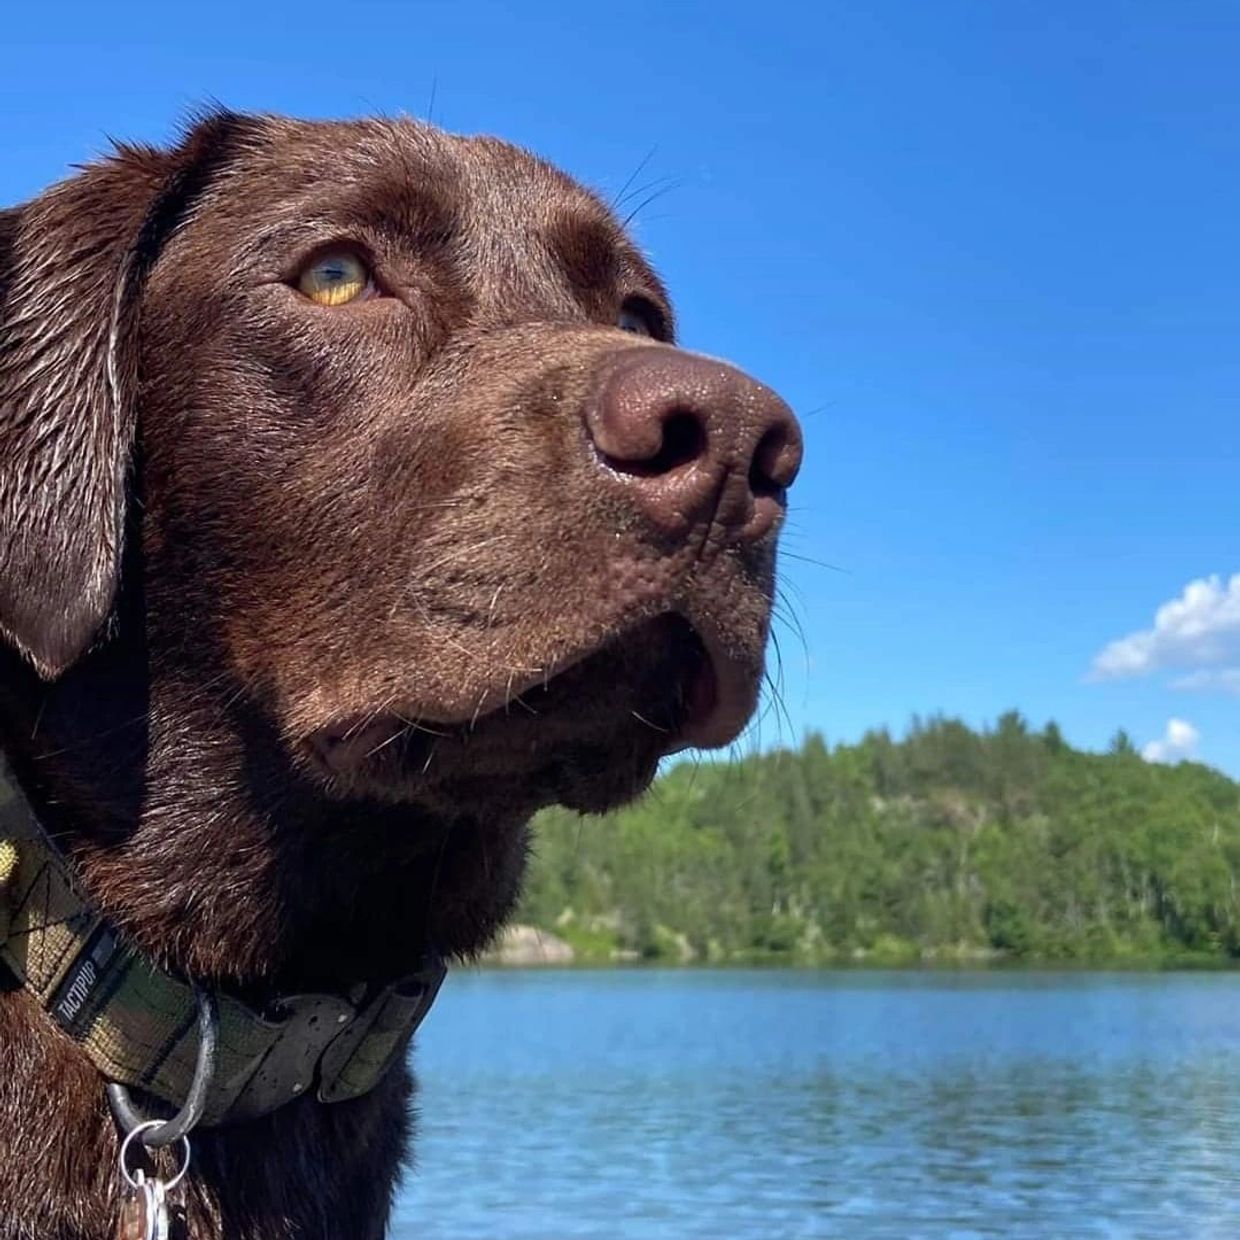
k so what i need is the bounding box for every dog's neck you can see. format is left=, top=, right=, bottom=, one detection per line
left=0, top=629, right=528, bottom=996
left=0, top=631, right=528, bottom=1237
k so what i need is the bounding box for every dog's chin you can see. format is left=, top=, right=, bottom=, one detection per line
left=301, top=613, right=754, bottom=817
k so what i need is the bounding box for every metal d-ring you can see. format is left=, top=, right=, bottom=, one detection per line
left=107, top=984, right=219, bottom=1148
left=118, top=1120, right=192, bottom=1191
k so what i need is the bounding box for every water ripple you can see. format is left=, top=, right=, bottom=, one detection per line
left=394, top=970, right=1240, bottom=1238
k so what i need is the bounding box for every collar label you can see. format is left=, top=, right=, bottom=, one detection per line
left=50, top=923, right=120, bottom=1035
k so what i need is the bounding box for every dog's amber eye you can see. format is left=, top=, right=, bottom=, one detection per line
left=297, top=251, right=372, bottom=306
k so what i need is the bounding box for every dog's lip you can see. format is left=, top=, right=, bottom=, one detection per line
left=663, top=624, right=759, bottom=753
left=306, top=610, right=759, bottom=774
left=306, top=713, right=413, bottom=778
left=441, top=613, right=759, bottom=752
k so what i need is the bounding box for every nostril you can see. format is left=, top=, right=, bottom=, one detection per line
left=750, top=425, right=797, bottom=499
left=601, top=409, right=707, bottom=479
left=590, top=350, right=802, bottom=544
left=654, top=412, right=707, bottom=474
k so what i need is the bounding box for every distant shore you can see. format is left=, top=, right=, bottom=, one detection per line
left=478, top=924, right=1240, bottom=971
left=513, top=727, right=1240, bottom=972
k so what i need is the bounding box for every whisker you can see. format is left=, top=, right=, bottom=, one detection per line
left=413, top=535, right=508, bottom=580
left=486, top=584, right=506, bottom=630
left=608, top=146, right=659, bottom=210
left=773, top=589, right=811, bottom=672
left=779, top=549, right=850, bottom=573
left=768, top=628, right=786, bottom=706
left=797, top=401, right=837, bottom=419
left=763, top=666, right=796, bottom=747
left=405, top=717, right=452, bottom=738
left=686, top=752, right=703, bottom=792
left=613, top=173, right=680, bottom=213
left=364, top=728, right=407, bottom=759
left=471, top=689, right=492, bottom=732
left=621, top=181, right=682, bottom=229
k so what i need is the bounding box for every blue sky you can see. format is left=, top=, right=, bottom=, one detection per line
left=4, top=2, right=1237, bottom=771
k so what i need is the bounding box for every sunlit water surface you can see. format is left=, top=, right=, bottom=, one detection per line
left=392, top=969, right=1240, bottom=1238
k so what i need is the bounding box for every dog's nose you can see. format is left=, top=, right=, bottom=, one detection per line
left=586, top=350, right=802, bottom=543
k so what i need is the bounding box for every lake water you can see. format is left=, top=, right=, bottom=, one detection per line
left=391, top=969, right=1240, bottom=1238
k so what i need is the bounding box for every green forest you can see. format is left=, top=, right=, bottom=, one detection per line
left=517, top=714, right=1240, bottom=966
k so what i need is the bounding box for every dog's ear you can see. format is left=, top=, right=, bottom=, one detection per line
left=0, top=114, right=254, bottom=678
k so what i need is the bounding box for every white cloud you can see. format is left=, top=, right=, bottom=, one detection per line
left=1090, top=574, right=1240, bottom=680
left=1170, top=668, right=1240, bottom=695
left=1142, top=717, right=1201, bottom=764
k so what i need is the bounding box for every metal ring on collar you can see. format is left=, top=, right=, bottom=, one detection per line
left=107, top=984, right=219, bottom=1148
left=118, top=1120, right=192, bottom=1191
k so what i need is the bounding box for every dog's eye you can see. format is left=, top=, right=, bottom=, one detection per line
left=618, top=297, right=661, bottom=337
left=297, top=251, right=373, bottom=307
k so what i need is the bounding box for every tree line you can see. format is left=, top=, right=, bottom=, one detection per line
left=517, top=714, right=1240, bottom=964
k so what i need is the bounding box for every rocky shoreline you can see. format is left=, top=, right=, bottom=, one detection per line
left=479, top=923, right=576, bottom=966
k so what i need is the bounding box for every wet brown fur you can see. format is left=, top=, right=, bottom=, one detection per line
left=0, top=112, right=791, bottom=1238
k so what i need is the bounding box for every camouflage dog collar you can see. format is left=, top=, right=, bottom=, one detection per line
left=0, top=749, right=444, bottom=1127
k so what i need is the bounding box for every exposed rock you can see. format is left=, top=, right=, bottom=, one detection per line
left=483, top=923, right=575, bottom=966
left=668, top=929, right=697, bottom=963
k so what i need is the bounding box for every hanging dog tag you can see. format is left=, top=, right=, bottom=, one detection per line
left=116, top=1170, right=169, bottom=1240
left=147, top=1178, right=172, bottom=1240
left=115, top=1183, right=151, bottom=1240
left=116, top=1123, right=186, bottom=1240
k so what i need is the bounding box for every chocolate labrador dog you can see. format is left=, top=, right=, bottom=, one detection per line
left=0, top=112, right=801, bottom=1238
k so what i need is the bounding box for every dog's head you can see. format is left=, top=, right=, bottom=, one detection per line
left=0, top=113, right=800, bottom=962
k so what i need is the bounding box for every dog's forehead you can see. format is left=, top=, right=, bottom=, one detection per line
left=211, top=115, right=612, bottom=235
left=152, top=114, right=668, bottom=321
